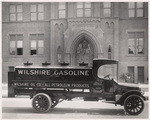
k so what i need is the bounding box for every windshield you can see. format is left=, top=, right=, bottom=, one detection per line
left=98, top=64, right=118, bottom=80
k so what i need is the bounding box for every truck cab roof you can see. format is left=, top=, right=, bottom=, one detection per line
left=93, top=58, right=118, bottom=65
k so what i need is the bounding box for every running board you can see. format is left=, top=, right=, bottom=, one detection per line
left=102, top=101, right=116, bottom=104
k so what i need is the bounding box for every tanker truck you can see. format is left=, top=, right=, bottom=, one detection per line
left=8, top=59, right=145, bottom=115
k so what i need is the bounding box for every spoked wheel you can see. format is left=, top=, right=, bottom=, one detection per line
left=32, top=93, right=52, bottom=112
left=124, top=95, right=144, bottom=115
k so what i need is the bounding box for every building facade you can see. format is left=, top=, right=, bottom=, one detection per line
left=2, top=2, right=148, bottom=84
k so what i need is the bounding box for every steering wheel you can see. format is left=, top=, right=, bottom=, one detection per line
left=104, top=74, right=111, bottom=79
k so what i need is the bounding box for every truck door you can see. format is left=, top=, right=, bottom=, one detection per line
left=103, top=80, right=115, bottom=101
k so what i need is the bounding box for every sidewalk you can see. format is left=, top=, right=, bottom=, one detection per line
left=2, top=83, right=8, bottom=97
left=2, top=83, right=149, bottom=99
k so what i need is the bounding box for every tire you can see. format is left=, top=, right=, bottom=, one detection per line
left=32, top=93, right=52, bottom=113
left=124, top=95, right=144, bottom=115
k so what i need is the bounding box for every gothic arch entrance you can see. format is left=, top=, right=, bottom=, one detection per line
left=73, top=34, right=95, bottom=67
left=65, top=29, right=102, bottom=66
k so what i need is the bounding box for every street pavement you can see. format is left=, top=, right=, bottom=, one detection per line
left=2, top=97, right=149, bottom=119
left=1, top=83, right=149, bottom=119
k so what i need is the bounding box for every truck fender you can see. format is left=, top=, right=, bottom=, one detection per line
left=116, top=90, right=145, bottom=105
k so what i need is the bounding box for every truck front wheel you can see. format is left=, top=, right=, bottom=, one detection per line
left=124, top=95, right=144, bottom=115
left=32, top=93, right=52, bottom=112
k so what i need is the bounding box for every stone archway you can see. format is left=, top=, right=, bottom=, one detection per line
left=69, top=32, right=98, bottom=66
left=75, top=35, right=94, bottom=66
left=64, top=29, right=103, bottom=66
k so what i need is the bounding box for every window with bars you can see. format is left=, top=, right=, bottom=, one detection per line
left=128, top=32, right=144, bottom=55
left=77, top=2, right=91, bottom=17
left=10, top=4, right=23, bottom=21
left=30, top=4, right=44, bottom=21
left=128, top=2, right=144, bottom=18
left=138, top=66, right=144, bottom=83
left=30, top=34, right=44, bottom=55
left=58, top=2, right=66, bottom=18
left=103, top=2, right=112, bottom=17
left=9, top=34, right=23, bottom=55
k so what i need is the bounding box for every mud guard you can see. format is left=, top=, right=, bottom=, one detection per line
left=116, top=90, right=145, bottom=105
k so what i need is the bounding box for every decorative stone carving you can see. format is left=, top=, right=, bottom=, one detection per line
left=64, top=18, right=103, bottom=41
left=63, top=18, right=104, bottom=65
left=76, top=39, right=94, bottom=66
left=64, top=25, right=104, bottom=54
left=57, top=46, right=62, bottom=63
left=67, top=18, right=101, bottom=25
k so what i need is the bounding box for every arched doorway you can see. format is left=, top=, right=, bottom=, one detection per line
left=74, top=35, right=94, bottom=67
left=65, top=29, right=102, bottom=66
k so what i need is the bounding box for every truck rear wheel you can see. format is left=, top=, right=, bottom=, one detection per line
left=32, top=93, right=52, bottom=112
left=124, top=95, right=144, bottom=115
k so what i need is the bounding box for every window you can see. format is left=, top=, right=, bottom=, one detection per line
left=128, top=2, right=144, bottom=18
left=128, top=66, right=134, bottom=83
left=30, top=34, right=44, bottom=55
left=128, top=32, right=144, bottom=55
left=77, top=3, right=83, bottom=17
left=85, top=2, right=91, bottom=17
left=9, top=34, right=23, bottom=55
left=103, top=2, right=111, bottom=17
left=138, top=67, right=144, bottom=83
left=30, top=4, right=44, bottom=21
left=58, top=2, right=66, bottom=18
left=10, top=4, right=23, bottom=21
left=77, top=2, right=91, bottom=17
left=137, top=2, right=144, bottom=17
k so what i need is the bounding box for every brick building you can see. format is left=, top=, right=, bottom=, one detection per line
left=2, top=2, right=148, bottom=84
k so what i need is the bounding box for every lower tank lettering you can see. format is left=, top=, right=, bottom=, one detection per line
left=14, top=83, right=29, bottom=86
left=71, top=83, right=89, bottom=88
left=51, top=83, right=71, bottom=87
left=14, top=82, right=89, bottom=88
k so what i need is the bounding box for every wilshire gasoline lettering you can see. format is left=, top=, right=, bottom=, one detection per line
left=17, top=69, right=89, bottom=76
